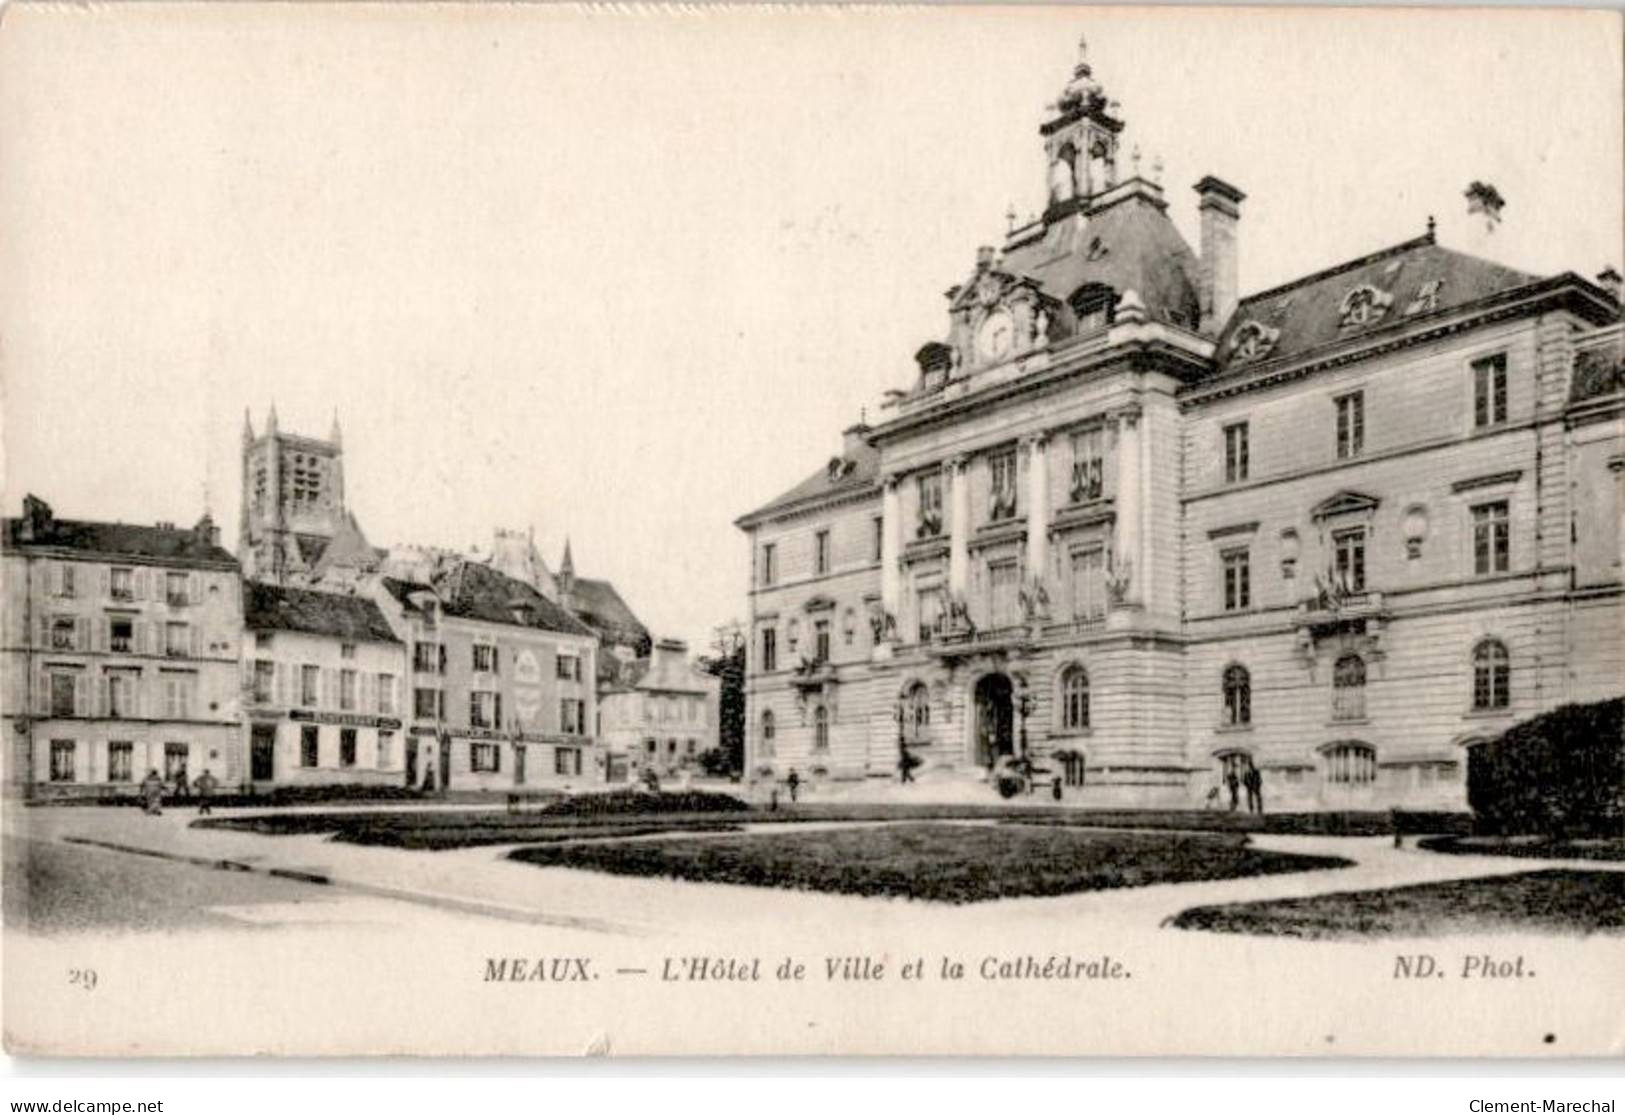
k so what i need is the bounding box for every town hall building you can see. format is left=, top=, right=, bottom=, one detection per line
left=736, top=40, right=1623, bottom=811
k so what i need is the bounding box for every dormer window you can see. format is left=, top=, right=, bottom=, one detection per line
left=1229, top=321, right=1280, bottom=363
left=1339, top=284, right=1393, bottom=328
left=915, top=342, right=954, bottom=391
left=1069, top=283, right=1116, bottom=333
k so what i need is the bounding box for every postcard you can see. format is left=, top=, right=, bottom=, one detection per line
left=2, top=2, right=1621, bottom=1058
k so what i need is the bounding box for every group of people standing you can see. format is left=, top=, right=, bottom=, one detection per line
left=137, top=769, right=219, bottom=816
left=1223, top=761, right=1265, bottom=814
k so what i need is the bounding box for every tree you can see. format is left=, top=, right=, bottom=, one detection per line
left=698, top=620, right=747, bottom=775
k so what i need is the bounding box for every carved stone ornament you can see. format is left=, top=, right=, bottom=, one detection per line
left=1229, top=320, right=1281, bottom=363
left=1339, top=284, right=1394, bottom=328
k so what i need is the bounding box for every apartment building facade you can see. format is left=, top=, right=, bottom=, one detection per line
left=599, top=637, right=721, bottom=781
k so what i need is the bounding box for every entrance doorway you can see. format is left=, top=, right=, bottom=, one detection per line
left=250, top=724, right=276, bottom=782
left=514, top=744, right=527, bottom=786
left=405, top=735, right=418, bottom=789
left=973, top=673, right=1015, bottom=769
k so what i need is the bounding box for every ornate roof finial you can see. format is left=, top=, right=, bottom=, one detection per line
left=1077, top=33, right=1089, bottom=72
left=1151, top=154, right=1164, bottom=185
left=1426, top=214, right=1437, bottom=239
left=1131, top=144, right=1142, bottom=178
left=1005, top=203, right=1017, bottom=234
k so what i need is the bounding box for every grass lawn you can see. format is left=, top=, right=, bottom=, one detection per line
left=1170, top=868, right=1625, bottom=939
left=1418, top=835, right=1625, bottom=862
left=504, top=823, right=1353, bottom=903
left=194, top=800, right=1465, bottom=851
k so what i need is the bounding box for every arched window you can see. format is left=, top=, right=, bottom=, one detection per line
left=1223, top=664, right=1251, bottom=726
left=1324, top=742, right=1376, bottom=785
left=905, top=683, right=931, bottom=743
left=812, top=704, right=829, bottom=753
left=760, top=710, right=775, bottom=758
left=1060, top=665, right=1090, bottom=731
left=1332, top=654, right=1367, bottom=721
left=1472, top=639, right=1511, bottom=710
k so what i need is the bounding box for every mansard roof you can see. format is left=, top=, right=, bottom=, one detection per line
left=567, top=576, right=651, bottom=648
left=736, top=437, right=881, bottom=526
left=244, top=582, right=399, bottom=643
left=1211, top=235, right=1539, bottom=377
left=432, top=561, right=595, bottom=637
left=1001, top=184, right=1203, bottom=330
left=2, top=506, right=238, bottom=569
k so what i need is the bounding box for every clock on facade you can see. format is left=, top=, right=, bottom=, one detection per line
left=977, top=309, right=1015, bottom=361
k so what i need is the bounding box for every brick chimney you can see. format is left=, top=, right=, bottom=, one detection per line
left=18, top=494, right=53, bottom=542
left=1194, top=176, right=1246, bottom=335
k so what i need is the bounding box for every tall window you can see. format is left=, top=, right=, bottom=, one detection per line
left=1071, top=547, right=1105, bottom=622
left=1223, top=664, right=1251, bottom=726
left=760, top=627, right=777, bottom=673
left=301, top=725, right=319, bottom=767
left=988, top=450, right=1018, bottom=521
left=50, top=673, right=76, bottom=717
left=163, top=675, right=192, bottom=719
left=1333, top=529, right=1367, bottom=593
left=1070, top=429, right=1104, bottom=502
left=989, top=561, right=1019, bottom=627
left=1335, top=391, right=1365, bottom=459
left=253, top=660, right=275, bottom=703
left=107, top=741, right=133, bottom=782
left=470, top=742, right=501, bottom=773
left=760, top=543, right=777, bottom=587
left=109, top=567, right=133, bottom=601
left=916, top=472, right=943, bottom=538
left=163, top=743, right=189, bottom=784
left=339, top=669, right=357, bottom=711
left=50, top=740, right=76, bottom=782
left=917, top=586, right=943, bottom=642
left=1224, top=422, right=1249, bottom=483
left=377, top=673, right=395, bottom=715
left=1324, top=742, right=1376, bottom=785
left=815, top=530, right=830, bottom=575
left=760, top=710, right=776, bottom=758
left=107, top=673, right=133, bottom=718
left=905, top=683, right=930, bottom=742
left=165, top=571, right=189, bottom=606
left=377, top=731, right=394, bottom=770
left=1332, top=654, right=1367, bottom=721
left=412, top=642, right=438, bottom=673
left=1472, top=639, right=1511, bottom=711
left=59, top=564, right=76, bottom=599
left=301, top=664, right=319, bottom=707
left=813, top=619, right=831, bottom=664
left=339, top=728, right=357, bottom=768
left=556, top=653, right=581, bottom=681
left=165, top=622, right=189, bottom=657
left=872, top=517, right=884, bottom=562
left=812, top=703, right=829, bottom=752
left=1473, top=353, right=1508, bottom=428
left=51, top=616, right=76, bottom=650
left=1060, top=665, right=1090, bottom=731
left=1472, top=501, right=1510, bottom=575
left=109, top=618, right=133, bottom=653
left=470, top=690, right=497, bottom=729
left=560, top=698, right=585, bottom=735
left=472, top=644, right=497, bottom=673
left=414, top=687, right=440, bottom=720
left=1222, top=549, right=1251, bottom=612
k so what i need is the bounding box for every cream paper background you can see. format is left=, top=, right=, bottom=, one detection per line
left=1, top=2, right=1621, bottom=1058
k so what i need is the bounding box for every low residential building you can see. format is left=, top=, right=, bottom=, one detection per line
left=598, top=637, right=721, bottom=782
left=374, top=562, right=602, bottom=791
left=3, top=496, right=243, bottom=797
left=240, top=583, right=406, bottom=788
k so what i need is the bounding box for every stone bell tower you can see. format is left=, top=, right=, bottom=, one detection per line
left=239, top=406, right=349, bottom=584
left=1040, top=35, right=1125, bottom=219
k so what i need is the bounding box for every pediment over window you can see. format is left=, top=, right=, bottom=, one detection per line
left=1311, top=490, right=1381, bottom=521
left=802, top=594, right=837, bottom=613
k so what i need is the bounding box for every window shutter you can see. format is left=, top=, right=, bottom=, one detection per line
left=146, top=622, right=160, bottom=655
left=99, top=676, right=110, bottom=717
left=495, top=692, right=503, bottom=730
left=36, top=614, right=48, bottom=649
left=99, top=567, right=110, bottom=599
left=75, top=617, right=89, bottom=652
left=277, top=663, right=292, bottom=707
left=51, top=562, right=63, bottom=596
left=91, top=619, right=105, bottom=653
left=74, top=674, right=90, bottom=717
left=134, top=569, right=148, bottom=600
left=190, top=573, right=202, bottom=604
left=191, top=626, right=202, bottom=658
left=35, top=667, right=49, bottom=715
left=362, top=672, right=375, bottom=713
left=493, top=647, right=500, bottom=675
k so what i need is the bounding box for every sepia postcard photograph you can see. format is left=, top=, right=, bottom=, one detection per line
left=0, top=1, right=1621, bottom=1060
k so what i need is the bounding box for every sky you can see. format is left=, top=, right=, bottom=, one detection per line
left=1, top=5, right=1619, bottom=653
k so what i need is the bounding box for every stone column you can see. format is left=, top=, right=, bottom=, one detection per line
left=1138, top=405, right=1153, bottom=608
left=1024, top=432, right=1050, bottom=584
left=947, top=455, right=970, bottom=600
left=1113, top=407, right=1142, bottom=605
left=880, top=473, right=902, bottom=626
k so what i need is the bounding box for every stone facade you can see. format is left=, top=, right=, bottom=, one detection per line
left=736, top=42, right=1624, bottom=810
left=3, top=497, right=244, bottom=797
left=598, top=637, right=721, bottom=782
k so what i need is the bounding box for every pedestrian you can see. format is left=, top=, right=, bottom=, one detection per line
left=898, top=741, right=917, bottom=784
left=140, top=769, right=164, bottom=816
left=1224, top=767, right=1240, bottom=812
left=194, top=769, right=218, bottom=816
left=786, top=767, right=800, bottom=804
left=172, top=771, right=190, bottom=805
left=1244, top=762, right=1263, bottom=814
left=421, top=761, right=437, bottom=795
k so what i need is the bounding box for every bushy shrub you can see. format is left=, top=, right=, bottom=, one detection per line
left=1466, top=697, right=1624, bottom=836
left=696, top=747, right=734, bottom=777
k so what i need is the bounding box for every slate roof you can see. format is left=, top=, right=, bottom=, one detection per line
left=3, top=512, right=238, bottom=568
left=568, top=577, right=651, bottom=647
left=433, top=560, right=595, bottom=637
left=737, top=437, right=881, bottom=525
left=1211, top=235, right=1539, bottom=377
left=1001, top=187, right=1203, bottom=329
left=244, top=582, right=400, bottom=643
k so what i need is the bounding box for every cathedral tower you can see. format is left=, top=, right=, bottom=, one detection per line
left=239, top=406, right=349, bottom=583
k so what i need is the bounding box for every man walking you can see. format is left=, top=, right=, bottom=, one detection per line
left=1224, top=766, right=1241, bottom=812
left=140, top=769, right=164, bottom=816
left=194, top=768, right=219, bottom=816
